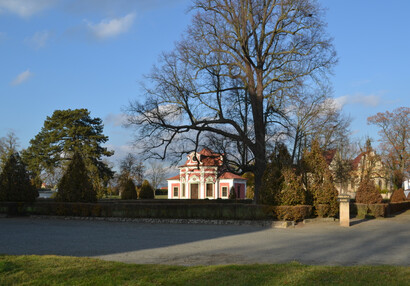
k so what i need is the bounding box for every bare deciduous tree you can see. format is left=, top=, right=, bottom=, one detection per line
left=127, top=0, right=336, bottom=203
left=148, top=161, right=167, bottom=191
left=0, top=131, right=20, bottom=171
left=367, top=107, right=410, bottom=186
left=118, top=153, right=145, bottom=186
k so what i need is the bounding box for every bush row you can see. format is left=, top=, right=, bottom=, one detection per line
left=0, top=201, right=272, bottom=220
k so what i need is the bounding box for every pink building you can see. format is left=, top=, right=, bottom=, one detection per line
left=167, top=148, right=247, bottom=199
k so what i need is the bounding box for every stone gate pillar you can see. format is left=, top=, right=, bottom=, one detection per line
left=338, top=194, right=351, bottom=227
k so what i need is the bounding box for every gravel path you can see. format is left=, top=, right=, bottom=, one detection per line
left=0, top=210, right=409, bottom=266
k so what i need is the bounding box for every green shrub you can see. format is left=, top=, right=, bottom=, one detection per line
left=354, top=203, right=387, bottom=218
left=56, top=151, right=97, bottom=202
left=120, top=179, right=137, bottom=200
left=313, top=172, right=339, bottom=217
left=273, top=205, right=312, bottom=221
left=390, top=188, right=406, bottom=203
left=355, top=177, right=383, bottom=204
left=139, top=180, right=154, bottom=199
left=280, top=168, right=306, bottom=206
left=0, top=153, right=38, bottom=202
left=260, top=143, right=291, bottom=205
left=229, top=186, right=236, bottom=199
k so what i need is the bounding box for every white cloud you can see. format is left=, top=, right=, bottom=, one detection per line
left=104, top=113, right=129, bottom=127
left=333, top=93, right=383, bottom=110
left=0, top=0, right=55, bottom=18
left=25, top=30, right=51, bottom=49
left=11, top=69, right=33, bottom=86
left=86, top=13, right=135, bottom=39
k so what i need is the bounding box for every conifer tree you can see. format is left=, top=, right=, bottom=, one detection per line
left=0, top=153, right=38, bottom=202
left=56, top=151, right=96, bottom=202
left=120, top=178, right=138, bottom=200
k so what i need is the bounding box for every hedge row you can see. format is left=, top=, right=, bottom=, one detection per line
left=0, top=201, right=271, bottom=220
left=350, top=201, right=410, bottom=218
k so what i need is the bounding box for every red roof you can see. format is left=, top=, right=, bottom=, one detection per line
left=352, top=152, right=364, bottom=170
left=219, top=172, right=247, bottom=180
left=167, top=175, right=180, bottom=180
left=180, top=148, right=223, bottom=167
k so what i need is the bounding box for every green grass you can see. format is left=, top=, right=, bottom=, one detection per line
left=155, top=195, right=168, bottom=199
left=0, top=255, right=409, bottom=286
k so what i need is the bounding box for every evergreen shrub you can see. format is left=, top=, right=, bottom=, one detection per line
left=0, top=153, right=38, bottom=202
left=56, top=151, right=97, bottom=202
left=355, top=177, right=383, bottom=204
left=390, top=188, right=406, bottom=203
left=120, top=178, right=137, bottom=200
left=228, top=186, right=236, bottom=199
left=139, top=180, right=154, bottom=199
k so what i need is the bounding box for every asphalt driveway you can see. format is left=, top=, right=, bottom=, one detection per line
left=0, top=211, right=409, bottom=266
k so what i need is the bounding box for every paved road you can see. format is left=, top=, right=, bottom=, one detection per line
left=1, top=211, right=409, bottom=266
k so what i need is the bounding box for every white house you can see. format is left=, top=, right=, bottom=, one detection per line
left=167, top=148, right=247, bottom=199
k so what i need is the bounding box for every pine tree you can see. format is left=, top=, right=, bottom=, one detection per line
left=0, top=153, right=38, bottom=202
left=56, top=151, right=96, bottom=202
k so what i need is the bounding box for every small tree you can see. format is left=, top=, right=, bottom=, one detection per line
left=303, top=139, right=338, bottom=216
left=0, top=153, right=38, bottom=202
left=229, top=186, right=236, bottom=199
left=56, top=151, right=96, bottom=202
left=355, top=177, right=383, bottom=204
left=314, top=171, right=339, bottom=217
left=261, top=143, right=291, bottom=205
left=120, top=178, right=137, bottom=200
left=138, top=180, right=154, bottom=199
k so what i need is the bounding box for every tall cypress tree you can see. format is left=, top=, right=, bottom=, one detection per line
left=0, top=153, right=38, bottom=202
left=56, top=151, right=96, bottom=202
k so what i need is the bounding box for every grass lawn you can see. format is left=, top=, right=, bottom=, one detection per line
left=0, top=255, right=409, bottom=286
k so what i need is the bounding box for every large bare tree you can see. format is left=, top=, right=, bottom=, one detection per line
left=368, top=107, right=410, bottom=186
left=127, top=0, right=336, bottom=203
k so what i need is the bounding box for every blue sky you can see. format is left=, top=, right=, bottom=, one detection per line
left=1, top=0, right=409, bottom=165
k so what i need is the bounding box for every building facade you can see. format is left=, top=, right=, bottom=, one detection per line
left=167, top=149, right=247, bottom=199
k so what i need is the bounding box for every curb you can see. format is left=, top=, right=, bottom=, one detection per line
left=28, top=215, right=295, bottom=228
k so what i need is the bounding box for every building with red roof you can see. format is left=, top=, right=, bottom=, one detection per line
left=167, top=148, right=247, bottom=199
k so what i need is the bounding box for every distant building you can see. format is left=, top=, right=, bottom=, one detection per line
left=167, top=148, right=247, bottom=199
left=328, top=149, right=393, bottom=198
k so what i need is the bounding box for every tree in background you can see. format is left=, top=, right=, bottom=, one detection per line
left=23, top=109, right=114, bottom=197
left=127, top=0, right=336, bottom=203
left=120, top=178, right=138, bottom=200
left=118, top=153, right=145, bottom=187
left=56, top=151, right=96, bottom=202
left=138, top=180, right=154, bottom=199
left=367, top=107, right=410, bottom=188
left=0, top=131, right=20, bottom=172
left=148, top=161, right=167, bottom=191
left=0, top=153, right=38, bottom=202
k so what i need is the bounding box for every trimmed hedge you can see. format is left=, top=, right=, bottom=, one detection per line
left=0, top=201, right=274, bottom=221
left=387, top=201, right=410, bottom=214
left=272, top=205, right=312, bottom=221
left=351, top=203, right=388, bottom=218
